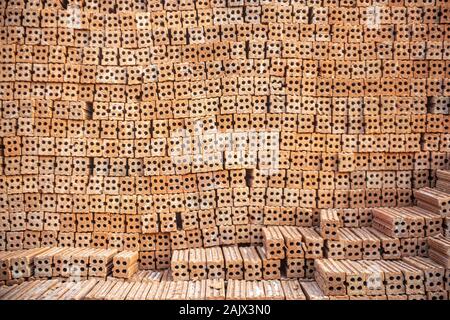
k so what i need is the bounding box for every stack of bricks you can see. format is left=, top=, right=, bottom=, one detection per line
left=2, top=247, right=48, bottom=282
left=0, top=0, right=450, bottom=301
left=428, top=235, right=450, bottom=269
left=414, top=187, right=450, bottom=216
left=314, top=257, right=449, bottom=300
left=170, top=244, right=286, bottom=281
left=437, top=169, right=450, bottom=193
left=112, top=250, right=139, bottom=279
left=1, top=0, right=450, bottom=265
left=0, top=247, right=138, bottom=285
left=437, top=171, right=450, bottom=236
left=279, top=226, right=305, bottom=278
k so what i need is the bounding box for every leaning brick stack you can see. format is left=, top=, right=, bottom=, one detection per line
left=0, top=0, right=450, bottom=300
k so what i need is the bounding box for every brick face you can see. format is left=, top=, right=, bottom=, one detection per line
left=0, top=0, right=449, bottom=295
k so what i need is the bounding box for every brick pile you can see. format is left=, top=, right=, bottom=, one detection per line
left=0, top=0, right=449, bottom=300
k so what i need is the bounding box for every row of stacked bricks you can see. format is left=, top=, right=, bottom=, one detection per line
left=2, top=171, right=449, bottom=293
left=0, top=0, right=450, bottom=276
left=311, top=170, right=450, bottom=300
left=1, top=175, right=450, bottom=296
left=0, top=277, right=385, bottom=300
left=1, top=247, right=141, bottom=285
left=163, top=170, right=444, bottom=299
